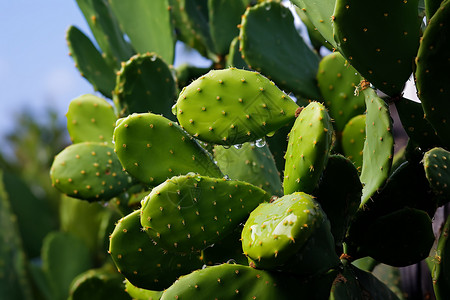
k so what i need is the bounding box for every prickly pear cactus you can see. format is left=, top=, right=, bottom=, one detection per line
left=43, top=0, right=450, bottom=298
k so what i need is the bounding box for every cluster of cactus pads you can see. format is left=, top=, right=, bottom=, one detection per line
left=44, top=0, right=450, bottom=299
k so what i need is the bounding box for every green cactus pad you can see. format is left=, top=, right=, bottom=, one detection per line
left=317, top=52, right=366, bottom=133
left=213, top=142, right=283, bottom=196
left=174, top=68, right=299, bottom=145
left=226, top=36, right=249, bottom=69
left=360, top=88, right=394, bottom=206
left=432, top=215, right=450, bottom=300
left=68, top=268, right=130, bottom=300
left=283, top=101, right=333, bottom=195
left=114, top=53, right=177, bottom=119
left=395, top=97, right=440, bottom=151
left=279, top=217, right=340, bottom=277
left=290, top=0, right=337, bottom=49
left=416, top=0, right=450, bottom=147
left=295, top=6, right=333, bottom=52
left=124, top=280, right=162, bottom=300
left=140, top=174, right=270, bottom=253
left=66, top=26, right=116, bottom=98
left=66, top=94, right=117, bottom=147
left=50, top=142, right=134, bottom=201
left=423, top=147, right=450, bottom=205
left=209, top=0, right=250, bottom=55
left=160, top=263, right=314, bottom=300
left=360, top=208, right=434, bottom=267
left=372, top=264, right=404, bottom=300
left=333, top=0, right=421, bottom=96
left=113, top=113, right=223, bottom=186
left=109, top=210, right=203, bottom=290
left=241, top=192, right=325, bottom=269
left=108, top=0, right=175, bottom=64
left=330, top=265, right=401, bottom=300
left=239, top=1, right=321, bottom=99
left=341, top=114, right=366, bottom=171
left=41, top=232, right=93, bottom=300
left=314, top=155, right=362, bottom=246
left=75, top=0, right=134, bottom=69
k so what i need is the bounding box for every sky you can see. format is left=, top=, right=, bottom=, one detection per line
left=0, top=1, right=94, bottom=137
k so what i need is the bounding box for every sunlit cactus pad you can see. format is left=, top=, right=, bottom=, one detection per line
left=140, top=174, right=270, bottom=253
left=50, top=142, right=134, bottom=201
left=174, top=68, right=299, bottom=145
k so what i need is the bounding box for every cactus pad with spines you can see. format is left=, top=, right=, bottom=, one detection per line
left=75, top=0, right=134, bottom=69
left=283, top=101, right=333, bottom=195
left=432, top=215, right=450, bottom=300
left=241, top=192, right=325, bottom=270
left=66, top=94, right=117, bottom=147
left=114, top=53, right=177, bottom=119
left=140, top=174, right=270, bottom=253
left=239, top=1, right=321, bottom=99
left=333, top=0, right=421, bottom=96
left=415, top=0, right=450, bottom=147
left=66, top=26, right=116, bottom=98
left=109, top=210, right=203, bottom=291
left=113, top=113, right=223, bottom=186
left=160, top=263, right=305, bottom=300
left=316, top=52, right=366, bottom=133
left=341, top=114, right=366, bottom=171
left=68, top=267, right=130, bottom=300
left=175, top=68, right=299, bottom=145
left=290, top=0, right=337, bottom=49
left=395, top=97, right=440, bottom=151
left=360, top=88, right=394, bottom=206
left=50, top=142, right=134, bottom=201
left=423, top=147, right=450, bottom=205
left=108, top=0, right=175, bottom=64
left=213, top=142, right=283, bottom=196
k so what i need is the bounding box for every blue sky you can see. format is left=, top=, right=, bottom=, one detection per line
left=1, top=0, right=93, bottom=137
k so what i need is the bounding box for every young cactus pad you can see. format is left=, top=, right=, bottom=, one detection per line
left=174, top=68, right=300, bottom=145
left=50, top=142, right=134, bottom=201
left=66, top=94, right=117, bottom=147
left=241, top=192, right=325, bottom=270
left=109, top=210, right=203, bottom=291
left=113, top=113, right=223, bottom=186
left=140, top=174, right=271, bottom=253
left=423, top=147, right=450, bottom=205
left=283, top=101, right=333, bottom=195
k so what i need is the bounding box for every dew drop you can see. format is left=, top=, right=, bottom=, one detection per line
left=151, top=55, right=157, bottom=61
left=234, top=144, right=243, bottom=149
left=255, top=138, right=266, bottom=148
left=224, top=174, right=230, bottom=180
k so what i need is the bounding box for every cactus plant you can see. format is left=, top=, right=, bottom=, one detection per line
left=36, top=0, right=450, bottom=299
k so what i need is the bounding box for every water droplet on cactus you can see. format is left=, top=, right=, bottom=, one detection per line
left=222, top=145, right=231, bottom=150
left=265, top=3, right=271, bottom=10
left=151, top=55, right=157, bottom=61
left=102, top=202, right=109, bottom=208
left=233, top=144, right=243, bottom=149
left=202, top=264, right=208, bottom=269
left=171, top=104, right=177, bottom=115
left=255, top=138, right=266, bottom=148
left=224, top=174, right=230, bottom=180
left=226, top=259, right=237, bottom=264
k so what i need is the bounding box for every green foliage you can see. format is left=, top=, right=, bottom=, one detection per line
left=13, top=0, right=450, bottom=298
